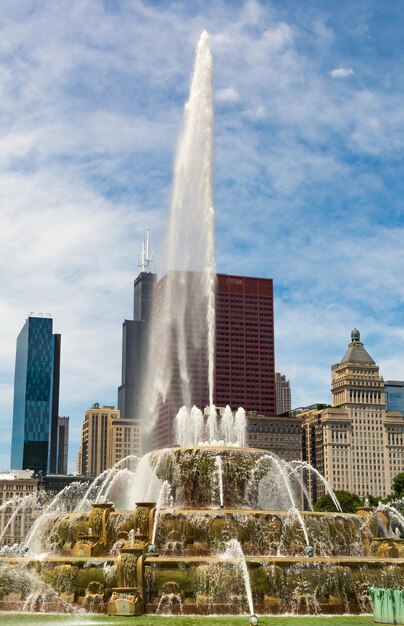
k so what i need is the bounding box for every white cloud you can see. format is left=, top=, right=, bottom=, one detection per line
left=216, top=86, right=240, bottom=103
left=329, top=67, right=354, bottom=78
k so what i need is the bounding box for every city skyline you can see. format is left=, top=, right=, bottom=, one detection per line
left=1, top=1, right=403, bottom=471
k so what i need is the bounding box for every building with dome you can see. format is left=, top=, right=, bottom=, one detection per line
left=298, top=329, right=404, bottom=502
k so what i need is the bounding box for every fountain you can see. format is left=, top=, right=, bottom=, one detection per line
left=0, top=408, right=402, bottom=614
left=1, top=30, right=403, bottom=619
left=140, top=28, right=216, bottom=442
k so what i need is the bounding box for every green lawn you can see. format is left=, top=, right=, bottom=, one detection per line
left=0, top=614, right=374, bottom=626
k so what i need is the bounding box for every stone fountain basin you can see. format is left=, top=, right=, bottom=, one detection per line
left=143, top=554, right=404, bottom=616
left=151, top=508, right=367, bottom=557
left=0, top=553, right=402, bottom=616
left=42, top=507, right=369, bottom=558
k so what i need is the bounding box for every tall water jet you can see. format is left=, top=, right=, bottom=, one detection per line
left=151, top=481, right=172, bottom=545
left=175, top=406, right=190, bottom=447
left=224, top=539, right=255, bottom=616
left=222, top=405, right=234, bottom=444
left=190, top=405, right=204, bottom=445
left=235, top=408, right=246, bottom=447
left=215, top=455, right=224, bottom=507
left=208, top=404, right=217, bottom=442
left=142, top=30, right=216, bottom=441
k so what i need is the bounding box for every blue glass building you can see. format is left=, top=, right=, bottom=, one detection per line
left=11, top=315, right=61, bottom=474
left=385, top=380, right=404, bottom=414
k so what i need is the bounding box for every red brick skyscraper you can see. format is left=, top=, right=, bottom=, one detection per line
left=215, top=274, right=275, bottom=415
left=151, top=272, right=276, bottom=449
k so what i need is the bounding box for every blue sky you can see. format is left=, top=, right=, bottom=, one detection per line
left=0, top=0, right=403, bottom=472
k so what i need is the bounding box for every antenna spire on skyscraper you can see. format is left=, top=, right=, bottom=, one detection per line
left=138, top=227, right=153, bottom=273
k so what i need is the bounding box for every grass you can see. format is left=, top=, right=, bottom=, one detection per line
left=0, top=613, right=374, bottom=626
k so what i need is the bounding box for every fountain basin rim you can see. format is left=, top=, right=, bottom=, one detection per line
left=152, top=445, right=269, bottom=454
left=154, top=508, right=361, bottom=518
left=145, top=555, right=404, bottom=565
left=90, top=502, right=114, bottom=509
left=371, top=537, right=404, bottom=543
left=41, top=507, right=361, bottom=518
left=0, top=555, right=401, bottom=566
left=0, top=555, right=118, bottom=564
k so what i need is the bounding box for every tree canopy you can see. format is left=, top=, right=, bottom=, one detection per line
left=314, top=490, right=363, bottom=513
left=393, top=472, right=404, bottom=498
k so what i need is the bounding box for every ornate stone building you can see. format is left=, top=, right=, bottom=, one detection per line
left=275, top=373, right=292, bottom=415
left=299, top=329, right=404, bottom=501
left=246, top=411, right=301, bottom=462
left=0, top=470, right=39, bottom=546
left=78, top=404, right=142, bottom=476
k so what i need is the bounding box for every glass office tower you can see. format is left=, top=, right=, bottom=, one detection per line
left=11, top=315, right=61, bottom=474
left=385, top=380, right=404, bottom=413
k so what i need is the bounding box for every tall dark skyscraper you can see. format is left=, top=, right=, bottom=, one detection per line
left=118, top=234, right=157, bottom=419
left=151, top=271, right=210, bottom=449
left=151, top=272, right=276, bottom=449
left=11, top=314, right=61, bottom=474
left=57, top=416, right=69, bottom=475
left=215, top=273, right=276, bottom=415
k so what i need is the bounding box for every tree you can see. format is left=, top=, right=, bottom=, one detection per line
left=314, top=490, right=363, bottom=513
left=366, top=494, right=379, bottom=507
left=393, top=472, right=404, bottom=498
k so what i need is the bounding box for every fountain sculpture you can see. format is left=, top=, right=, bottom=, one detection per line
left=0, top=412, right=403, bottom=615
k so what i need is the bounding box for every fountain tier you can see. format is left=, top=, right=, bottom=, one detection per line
left=0, top=444, right=399, bottom=615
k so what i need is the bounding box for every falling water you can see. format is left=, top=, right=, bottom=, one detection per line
left=174, top=404, right=246, bottom=446
left=378, top=503, right=404, bottom=537
left=95, top=455, right=139, bottom=504
left=291, top=460, right=342, bottom=512
left=151, top=481, right=172, bottom=545
left=124, top=452, right=157, bottom=504
left=215, top=456, right=224, bottom=507
left=234, top=408, right=246, bottom=446
left=208, top=405, right=217, bottom=442
left=224, top=539, right=255, bottom=616
left=0, top=493, right=39, bottom=545
left=175, top=406, right=192, bottom=447
left=76, top=468, right=112, bottom=513
left=266, top=455, right=309, bottom=546
left=247, top=453, right=310, bottom=546
left=190, top=405, right=204, bottom=445
left=143, top=449, right=177, bottom=503
left=24, top=482, right=89, bottom=553
left=288, top=464, right=314, bottom=512
left=222, top=405, right=234, bottom=443
left=142, top=30, right=216, bottom=437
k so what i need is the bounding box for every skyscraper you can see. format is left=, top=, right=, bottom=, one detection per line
left=11, top=314, right=61, bottom=475
left=299, top=329, right=404, bottom=501
left=215, top=273, right=276, bottom=414
left=151, top=272, right=276, bottom=449
left=78, top=404, right=141, bottom=476
left=118, top=233, right=156, bottom=420
left=385, top=381, right=404, bottom=413
left=150, top=270, right=211, bottom=449
left=275, top=372, right=292, bottom=415
left=79, top=404, right=115, bottom=477
left=57, top=416, right=69, bottom=475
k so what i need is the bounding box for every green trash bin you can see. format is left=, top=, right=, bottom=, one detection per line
left=369, top=587, right=384, bottom=623
left=393, top=589, right=404, bottom=625
left=385, top=588, right=396, bottom=624
left=369, top=586, right=404, bottom=624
